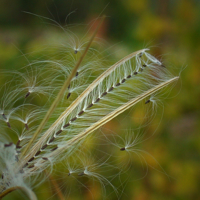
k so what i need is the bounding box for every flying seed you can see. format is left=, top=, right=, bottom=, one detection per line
left=2, top=174, right=4, bottom=179
left=63, top=122, right=70, bottom=128
left=67, top=92, right=71, bottom=99
left=134, top=72, right=138, bottom=75
left=161, top=64, right=166, bottom=68
left=49, top=137, right=55, bottom=143
left=116, top=82, right=121, bottom=86
left=76, top=71, right=79, bottom=77
left=120, top=147, right=126, bottom=151
left=108, top=86, right=114, bottom=92
left=35, top=150, right=41, bottom=156
left=68, top=172, right=71, bottom=176
left=4, top=142, right=13, bottom=147
left=78, top=110, right=84, bottom=116
left=68, top=84, right=70, bottom=89
left=55, top=130, right=62, bottom=135
left=78, top=172, right=85, bottom=176
left=28, top=157, right=35, bottom=162
left=2, top=113, right=7, bottom=120
left=51, top=146, right=58, bottom=151
left=19, top=169, right=24, bottom=174
left=41, top=144, right=48, bottom=150
left=25, top=91, right=30, bottom=98
left=145, top=99, right=150, bottom=104
left=74, top=50, right=78, bottom=54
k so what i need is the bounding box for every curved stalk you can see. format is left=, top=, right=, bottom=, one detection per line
left=0, top=186, right=37, bottom=200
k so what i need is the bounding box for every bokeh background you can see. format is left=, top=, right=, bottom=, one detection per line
left=0, top=0, right=200, bottom=199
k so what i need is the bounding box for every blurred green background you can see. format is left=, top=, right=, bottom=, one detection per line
left=0, top=0, right=200, bottom=200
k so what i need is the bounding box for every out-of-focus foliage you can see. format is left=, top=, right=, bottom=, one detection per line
left=0, top=0, right=200, bottom=200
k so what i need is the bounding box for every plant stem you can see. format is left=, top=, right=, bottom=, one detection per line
left=20, top=15, right=105, bottom=161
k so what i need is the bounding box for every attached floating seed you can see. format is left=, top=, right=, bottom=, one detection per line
left=139, top=52, right=143, bottom=58
left=42, top=157, right=48, bottom=161
left=74, top=50, right=78, bottom=54
left=35, top=150, right=41, bottom=156
left=120, top=147, right=126, bottom=151
left=76, top=71, right=79, bottom=77
left=101, top=92, right=107, bottom=97
left=127, top=74, right=131, bottom=79
left=16, top=140, right=21, bottom=148
left=70, top=117, right=77, bottom=122
left=108, top=86, right=114, bottom=92
left=28, top=157, right=35, bottom=162
left=41, top=144, right=48, bottom=150
left=145, top=99, right=150, bottom=104
left=49, top=137, right=55, bottom=143
left=143, top=64, right=147, bottom=67
left=87, top=103, right=93, bottom=108
left=4, top=142, right=13, bottom=148
left=1, top=174, right=4, bottom=179
left=116, top=82, right=121, bottom=87
left=23, top=163, right=28, bottom=168
left=95, top=98, right=100, bottom=103
left=78, top=110, right=84, bottom=116
left=28, top=164, right=35, bottom=169
left=51, top=146, right=58, bottom=151
left=63, top=122, right=70, bottom=128
left=134, top=72, right=138, bottom=75
left=55, top=130, right=62, bottom=136
left=121, top=78, right=126, bottom=83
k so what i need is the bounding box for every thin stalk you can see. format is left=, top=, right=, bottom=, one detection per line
left=0, top=186, right=37, bottom=200
left=20, top=15, right=105, bottom=160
